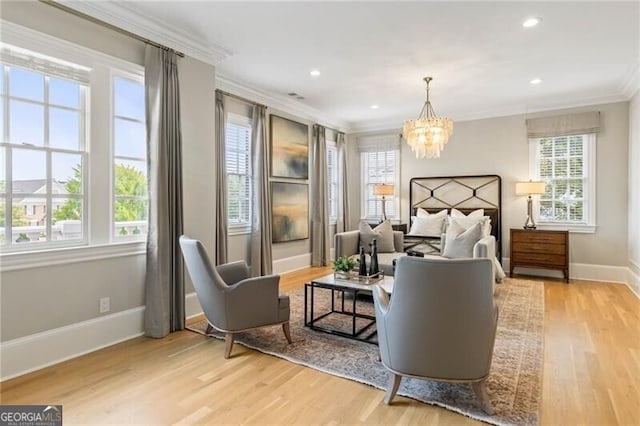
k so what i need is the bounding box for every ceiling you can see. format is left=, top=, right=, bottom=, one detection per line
left=73, top=1, right=639, bottom=132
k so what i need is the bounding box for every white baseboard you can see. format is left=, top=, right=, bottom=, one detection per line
left=272, top=252, right=311, bottom=274
left=0, top=306, right=145, bottom=382
left=186, top=291, right=203, bottom=319
left=502, top=257, right=632, bottom=284
left=627, top=266, right=640, bottom=298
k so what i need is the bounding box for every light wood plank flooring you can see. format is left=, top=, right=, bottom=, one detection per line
left=1, top=267, right=638, bottom=425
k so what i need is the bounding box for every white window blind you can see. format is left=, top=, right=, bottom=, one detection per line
left=531, top=133, right=596, bottom=231
left=327, top=142, right=338, bottom=223
left=226, top=118, right=251, bottom=228
left=362, top=150, right=397, bottom=220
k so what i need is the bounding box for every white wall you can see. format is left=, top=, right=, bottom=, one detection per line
left=628, top=90, right=640, bottom=294
left=350, top=101, right=630, bottom=276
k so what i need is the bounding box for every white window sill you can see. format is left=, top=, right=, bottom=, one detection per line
left=535, top=222, right=596, bottom=234
left=228, top=226, right=251, bottom=236
left=0, top=241, right=147, bottom=272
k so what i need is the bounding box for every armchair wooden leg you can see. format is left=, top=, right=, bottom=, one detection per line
left=471, top=380, right=494, bottom=415
left=224, top=333, right=235, bottom=359
left=384, top=373, right=402, bottom=404
left=205, top=323, right=214, bottom=334
left=282, top=322, right=292, bottom=344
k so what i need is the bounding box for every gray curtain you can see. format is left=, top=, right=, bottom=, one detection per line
left=250, top=105, right=273, bottom=276
left=311, top=124, right=330, bottom=266
left=336, top=132, right=350, bottom=232
left=143, top=46, right=184, bottom=338
left=214, top=91, right=228, bottom=264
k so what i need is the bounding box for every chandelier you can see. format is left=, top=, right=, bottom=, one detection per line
left=402, top=77, right=453, bottom=159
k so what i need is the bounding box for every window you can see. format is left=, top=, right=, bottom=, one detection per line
left=112, top=76, right=147, bottom=239
left=0, top=27, right=146, bottom=260
left=0, top=61, right=87, bottom=248
left=530, top=133, right=596, bottom=232
left=362, top=150, right=398, bottom=221
left=327, top=142, right=338, bottom=223
left=226, top=114, right=251, bottom=231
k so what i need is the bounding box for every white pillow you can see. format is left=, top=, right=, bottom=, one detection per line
left=358, top=220, right=395, bottom=253
left=442, top=221, right=483, bottom=259
left=451, top=208, right=484, bottom=218
left=416, top=208, right=447, bottom=218
left=408, top=215, right=446, bottom=237
left=447, top=216, right=491, bottom=238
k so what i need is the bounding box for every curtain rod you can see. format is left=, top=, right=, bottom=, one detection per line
left=216, top=89, right=266, bottom=109
left=39, top=0, right=185, bottom=58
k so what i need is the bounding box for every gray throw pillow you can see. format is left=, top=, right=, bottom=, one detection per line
left=442, top=221, right=482, bottom=259
left=358, top=220, right=395, bottom=253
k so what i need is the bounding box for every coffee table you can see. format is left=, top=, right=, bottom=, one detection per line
left=304, top=273, right=394, bottom=344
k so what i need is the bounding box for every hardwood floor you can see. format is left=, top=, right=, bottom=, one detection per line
left=1, top=267, right=638, bottom=425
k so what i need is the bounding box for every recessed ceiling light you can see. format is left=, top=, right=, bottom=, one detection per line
left=530, top=78, right=542, bottom=85
left=523, top=17, right=542, bottom=28
left=371, top=104, right=379, bottom=109
left=310, top=69, right=320, bottom=77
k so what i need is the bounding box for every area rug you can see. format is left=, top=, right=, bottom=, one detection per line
left=188, top=278, right=544, bottom=426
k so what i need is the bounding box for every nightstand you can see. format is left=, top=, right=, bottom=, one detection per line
left=510, top=229, right=569, bottom=282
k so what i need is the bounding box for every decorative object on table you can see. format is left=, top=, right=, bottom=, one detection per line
left=270, top=114, right=309, bottom=179
left=373, top=183, right=394, bottom=222
left=272, top=182, right=309, bottom=242
left=369, top=239, right=379, bottom=276
left=358, top=246, right=368, bottom=276
left=402, top=76, right=453, bottom=159
left=333, top=255, right=356, bottom=279
left=515, top=180, right=546, bottom=230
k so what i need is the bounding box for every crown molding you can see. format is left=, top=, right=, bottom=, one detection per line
left=349, top=93, right=630, bottom=134
left=216, top=74, right=350, bottom=132
left=59, top=0, right=233, bottom=65
left=620, top=60, right=640, bottom=99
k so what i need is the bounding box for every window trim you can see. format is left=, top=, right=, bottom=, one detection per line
left=528, top=133, right=596, bottom=233
left=225, top=112, right=252, bottom=236
left=360, top=149, right=400, bottom=222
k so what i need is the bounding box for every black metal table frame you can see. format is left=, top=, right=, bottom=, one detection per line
left=304, top=281, right=377, bottom=344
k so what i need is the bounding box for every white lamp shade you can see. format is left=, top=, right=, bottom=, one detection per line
left=515, top=181, right=546, bottom=195
left=373, top=184, right=394, bottom=196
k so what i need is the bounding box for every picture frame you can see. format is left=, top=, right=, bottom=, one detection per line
left=270, top=115, right=309, bottom=179
left=272, top=182, right=309, bottom=243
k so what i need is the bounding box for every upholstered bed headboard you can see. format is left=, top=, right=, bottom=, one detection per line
left=409, top=175, right=502, bottom=261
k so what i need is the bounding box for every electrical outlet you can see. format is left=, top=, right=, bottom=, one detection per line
left=99, top=297, right=110, bottom=313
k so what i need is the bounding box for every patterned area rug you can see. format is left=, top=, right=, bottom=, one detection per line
left=188, top=278, right=544, bottom=426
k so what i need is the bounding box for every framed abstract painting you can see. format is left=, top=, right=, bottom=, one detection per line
left=272, top=182, right=309, bottom=242
left=270, top=115, right=309, bottom=179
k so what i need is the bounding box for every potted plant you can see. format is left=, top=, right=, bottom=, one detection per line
left=333, top=256, right=357, bottom=279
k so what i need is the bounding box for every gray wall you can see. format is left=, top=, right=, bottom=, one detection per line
left=350, top=101, right=630, bottom=268
left=629, top=90, right=640, bottom=281
left=0, top=1, right=217, bottom=340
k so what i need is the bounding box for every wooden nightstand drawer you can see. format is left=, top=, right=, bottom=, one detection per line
left=510, top=228, right=569, bottom=282
left=512, top=241, right=566, bottom=255
left=511, top=231, right=566, bottom=245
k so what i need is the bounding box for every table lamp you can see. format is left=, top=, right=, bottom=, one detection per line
left=373, top=183, right=394, bottom=222
left=515, top=181, right=546, bottom=229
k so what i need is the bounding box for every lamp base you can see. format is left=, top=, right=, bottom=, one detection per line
left=523, top=196, right=537, bottom=230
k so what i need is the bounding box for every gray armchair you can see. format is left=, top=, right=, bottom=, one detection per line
left=179, top=236, right=292, bottom=359
left=373, top=256, right=498, bottom=414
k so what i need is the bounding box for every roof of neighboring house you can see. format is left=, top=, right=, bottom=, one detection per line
left=12, top=180, right=68, bottom=202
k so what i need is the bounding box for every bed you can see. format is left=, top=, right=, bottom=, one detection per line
left=408, top=174, right=502, bottom=262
